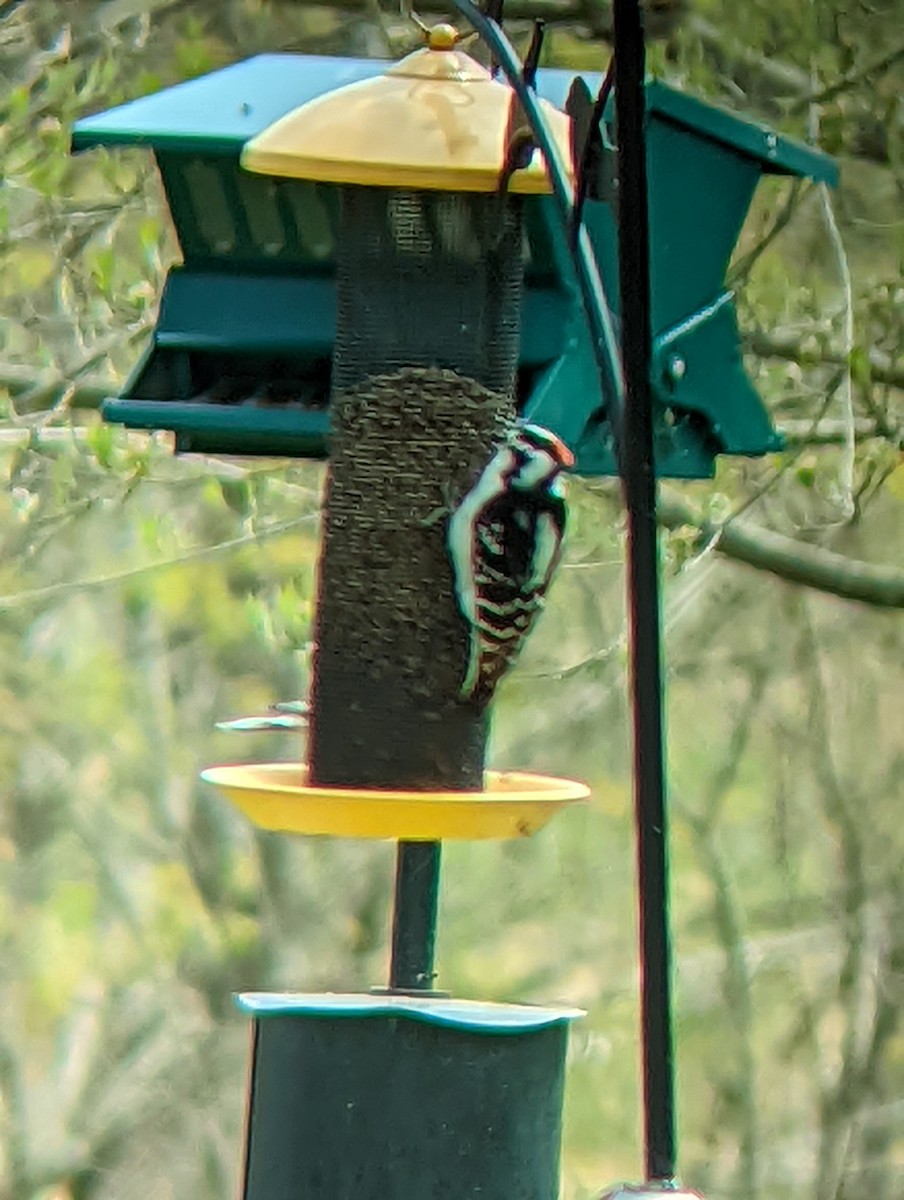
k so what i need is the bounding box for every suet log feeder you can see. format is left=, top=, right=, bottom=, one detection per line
left=211, top=34, right=587, bottom=1200
left=235, top=29, right=574, bottom=791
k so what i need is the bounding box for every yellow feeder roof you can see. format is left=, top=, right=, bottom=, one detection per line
left=241, top=26, right=574, bottom=194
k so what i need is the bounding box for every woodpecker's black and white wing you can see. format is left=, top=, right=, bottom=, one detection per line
left=448, top=425, right=570, bottom=704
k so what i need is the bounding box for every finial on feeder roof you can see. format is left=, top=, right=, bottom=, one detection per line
left=240, top=24, right=573, bottom=193
left=427, top=22, right=461, bottom=50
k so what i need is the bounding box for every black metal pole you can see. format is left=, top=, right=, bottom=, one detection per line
left=450, top=5, right=676, bottom=1177
left=389, top=841, right=441, bottom=991
left=611, top=0, right=675, bottom=1181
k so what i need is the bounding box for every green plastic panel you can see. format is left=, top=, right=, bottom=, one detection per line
left=143, top=267, right=568, bottom=365
left=72, top=56, right=585, bottom=155
left=156, top=153, right=340, bottom=269
left=101, top=267, right=574, bottom=458
left=154, top=268, right=334, bottom=355
left=71, top=56, right=837, bottom=187
left=647, top=81, right=838, bottom=185
left=102, top=400, right=330, bottom=458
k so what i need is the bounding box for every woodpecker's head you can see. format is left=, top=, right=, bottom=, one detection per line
left=508, top=424, right=575, bottom=490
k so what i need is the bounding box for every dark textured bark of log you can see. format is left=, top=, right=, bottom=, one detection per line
left=310, top=367, right=516, bottom=790
left=310, top=186, right=522, bottom=792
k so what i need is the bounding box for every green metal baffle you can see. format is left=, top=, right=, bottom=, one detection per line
left=238, top=994, right=582, bottom=1200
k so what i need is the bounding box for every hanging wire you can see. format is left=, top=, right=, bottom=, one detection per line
left=809, top=91, right=856, bottom=523
left=817, top=183, right=856, bottom=519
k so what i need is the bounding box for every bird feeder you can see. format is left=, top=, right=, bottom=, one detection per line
left=71, top=43, right=836, bottom=477
left=532, top=80, right=839, bottom=475
left=215, top=32, right=587, bottom=1200
left=70, top=24, right=840, bottom=1200
left=231, top=27, right=573, bottom=789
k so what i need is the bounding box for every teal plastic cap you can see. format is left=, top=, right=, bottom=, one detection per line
left=235, top=991, right=584, bottom=1032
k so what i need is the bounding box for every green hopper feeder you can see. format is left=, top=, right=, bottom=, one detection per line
left=72, top=42, right=836, bottom=478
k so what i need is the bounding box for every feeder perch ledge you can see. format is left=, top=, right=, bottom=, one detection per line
left=201, top=763, right=589, bottom=840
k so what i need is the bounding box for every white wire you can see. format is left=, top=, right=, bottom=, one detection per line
left=818, top=181, right=856, bottom=519
left=810, top=89, right=856, bottom=522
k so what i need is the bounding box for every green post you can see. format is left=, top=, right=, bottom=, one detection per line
left=239, top=995, right=580, bottom=1200
left=309, top=187, right=523, bottom=986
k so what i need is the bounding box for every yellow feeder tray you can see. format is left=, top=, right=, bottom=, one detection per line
left=241, top=24, right=574, bottom=193
left=201, top=763, right=589, bottom=840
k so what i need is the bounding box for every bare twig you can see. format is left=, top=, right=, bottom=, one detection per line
left=0, top=513, right=317, bottom=609
left=793, top=600, right=869, bottom=1200
left=672, top=667, right=769, bottom=1200
left=0, top=361, right=112, bottom=410
left=777, top=417, right=901, bottom=448
left=746, top=331, right=904, bottom=393
left=729, top=180, right=809, bottom=287
left=789, top=39, right=904, bottom=113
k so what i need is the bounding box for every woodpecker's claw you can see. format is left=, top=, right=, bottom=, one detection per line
left=270, top=700, right=310, bottom=717
left=216, top=702, right=309, bottom=733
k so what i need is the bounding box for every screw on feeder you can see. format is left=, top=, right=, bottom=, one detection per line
left=665, top=355, right=686, bottom=384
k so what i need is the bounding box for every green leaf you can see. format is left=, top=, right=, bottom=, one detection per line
left=848, top=345, right=873, bottom=388
left=219, top=478, right=253, bottom=517
left=86, top=422, right=115, bottom=469
left=796, top=465, right=816, bottom=488
left=886, top=463, right=904, bottom=501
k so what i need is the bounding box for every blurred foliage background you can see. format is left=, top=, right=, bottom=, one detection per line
left=0, top=1, right=903, bottom=1198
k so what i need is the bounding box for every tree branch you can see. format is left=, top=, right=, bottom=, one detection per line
left=778, top=417, right=902, bottom=449
left=0, top=362, right=110, bottom=410
left=4, top=367, right=902, bottom=608
left=659, top=494, right=904, bottom=610
left=788, top=38, right=904, bottom=113
left=0, top=514, right=317, bottom=610
left=746, top=331, right=904, bottom=394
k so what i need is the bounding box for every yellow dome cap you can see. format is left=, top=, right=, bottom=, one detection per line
left=241, top=34, right=573, bottom=194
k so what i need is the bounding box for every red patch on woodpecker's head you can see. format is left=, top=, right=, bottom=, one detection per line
left=517, top=424, right=574, bottom=469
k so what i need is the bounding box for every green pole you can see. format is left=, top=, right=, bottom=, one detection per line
left=389, top=841, right=441, bottom=991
